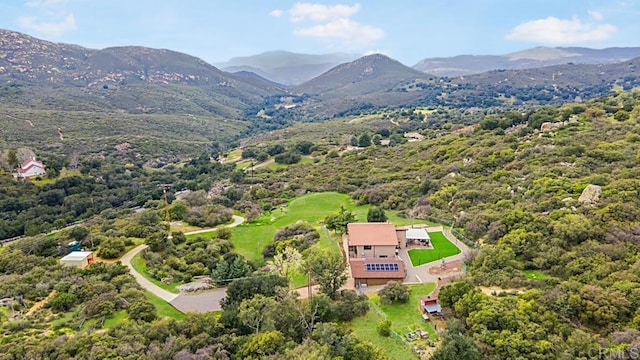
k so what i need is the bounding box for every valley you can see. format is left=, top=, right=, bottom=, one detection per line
left=1, top=28, right=640, bottom=360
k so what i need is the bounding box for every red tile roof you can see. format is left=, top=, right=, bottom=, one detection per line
left=17, top=157, right=45, bottom=173
left=347, top=223, right=398, bottom=246
left=349, top=258, right=405, bottom=279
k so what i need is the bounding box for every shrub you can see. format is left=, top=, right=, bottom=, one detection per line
left=49, top=292, right=77, bottom=312
left=377, top=320, right=392, bottom=337
left=98, top=238, right=126, bottom=259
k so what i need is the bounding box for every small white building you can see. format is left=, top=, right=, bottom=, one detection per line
left=13, top=157, right=46, bottom=178
left=60, top=251, right=94, bottom=269
left=405, top=228, right=430, bottom=245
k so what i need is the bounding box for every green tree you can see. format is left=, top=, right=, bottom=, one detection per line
left=238, top=330, right=287, bottom=359
left=366, top=206, right=387, bottom=222
left=324, top=206, right=356, bottom=234
left=49, top=292, right=77, bottom=312
left=7, top=149, right=19, bottom=168
left=69, top=226, right=90, bottom=242
left=431, top=320, right=481, bottom=360
left=238, top=294, right=279, bottom=334
left=212, top=253, right=254, bottom=285
left=98, top=237, right=126, bottom=259
left=378, top=281, right=410, bottom=304
left=170, top=200, right=188, bottom=221
left=267, top=246, right=303, bottom=283
left=305, top=248, right=347, bottom=299
left=295, top=141, right=315, bottom=155
left=358, top=133, right=371, bottom=147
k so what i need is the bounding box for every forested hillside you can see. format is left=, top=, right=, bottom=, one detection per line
left=1, top=84, right=639, bottom=359
left=237, top=90, right=640, bottom=358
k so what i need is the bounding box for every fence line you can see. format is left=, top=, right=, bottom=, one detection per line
left=368, top=301, right=421, bottom=355
left=416, top=215, right=478, bottom=249
left=451, top=228, right=477, bottom=248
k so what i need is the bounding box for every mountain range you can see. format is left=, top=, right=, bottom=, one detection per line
left=215, top=47, right=640, bottom=85
left=215, top=51, right=359, bottom=86
left=413, top=46, right=640, bottom=77
left=1, top=28, right=639, bottom=124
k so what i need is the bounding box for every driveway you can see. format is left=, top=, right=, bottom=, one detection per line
left=397, top=226, right=471, bottom=285
left=120, top=215, right=246, bottom=313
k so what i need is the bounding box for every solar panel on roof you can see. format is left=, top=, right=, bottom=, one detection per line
left=365, top=263, right=399, bottom=271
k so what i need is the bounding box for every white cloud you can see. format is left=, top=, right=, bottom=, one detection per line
left=269, top=9, right=283, bottom=17
left=288, top=2, right=361, bottom=23
left=588, top=10, right=604, bottom=20
left=17, top=13, right=76, bottom=37
left=506, top=16, right=616, bottom=44
left=294, top=18, right=383, bottom=47
left=25, top=0, right=67, bottom=8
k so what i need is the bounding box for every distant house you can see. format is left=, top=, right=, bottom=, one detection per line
left=60, top=251, right=94, bottom=269
left=13, top=157, right=46, bottom=178
left=403, top=132, right=424, bottom=141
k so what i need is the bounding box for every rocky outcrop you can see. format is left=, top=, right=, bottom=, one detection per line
left=578, top=184, right=602, bottom=205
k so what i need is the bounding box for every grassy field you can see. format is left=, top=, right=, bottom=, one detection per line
left=373, top=283, right=438, bottom=341
left=29, top=169, right=84, bottom=186
left=131, top=252, right=180, bottom=293
left=145, top=292, right=185, bottom=320
left=102, top=310, right=128, bottom=328
left=349, top=305, right=418, bottom=360
left=225, top=149, right=243, bottom=163
left=407, top=232, right=461, bottom=266
left=227, top=191, right=443, bottom=265
left=350, top=283, right=438, bottom=359
left=524, top=269, right=551, bottom=280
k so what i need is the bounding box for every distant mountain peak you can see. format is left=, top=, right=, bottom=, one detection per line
left=215, top=51, right=360, bottom=85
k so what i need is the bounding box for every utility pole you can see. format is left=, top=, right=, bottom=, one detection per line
left=158, top=184, right=173, bottom=240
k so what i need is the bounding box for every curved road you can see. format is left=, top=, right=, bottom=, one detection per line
left=120, top=215, right=245, bottom=313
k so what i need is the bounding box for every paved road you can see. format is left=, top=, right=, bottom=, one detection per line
left=183, top=215, right=244, bottom=236
left=120, top=215, right=246, bottom=313
left=120, top=244, right=179, bottom=303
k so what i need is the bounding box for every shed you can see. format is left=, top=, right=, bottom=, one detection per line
left=60, top=251, right=94, bottom=269
left=422, top=298, right=442, bottom=314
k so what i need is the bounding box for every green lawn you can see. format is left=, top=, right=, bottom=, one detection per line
left=131, top=252, right=180, bottom=293
left=30, top=169, right=84, bottom=186
left=102, top=310, right=128, bottom=328
left=524, top=269, right=551, bottom=280
left=351, top=283, right=438, bottom=359
left=407, top=232, right=461, bottom=266
left=349, top=305, right=418, bottom=360
left=225, top=149, right=243, bottom=162
left=235, top=160, right=253, bottom=170
left=145, top=292, right=185, bottom=320
left=373, top=283, right=438, bottom=342
left=227, top=191, right=445, bottom=266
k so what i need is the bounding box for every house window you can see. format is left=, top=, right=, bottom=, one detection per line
left=379, top=255, right=388, bottom=258
left=364, top=245, right=372, bottom=250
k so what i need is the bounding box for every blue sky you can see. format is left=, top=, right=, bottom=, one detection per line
left=1, top=0, right=639, bottom=66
